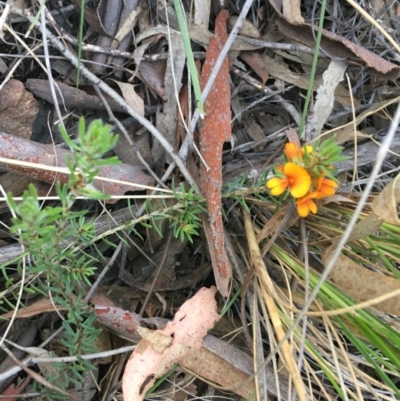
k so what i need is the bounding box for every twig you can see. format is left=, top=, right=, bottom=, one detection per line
left=0, top=344, right=81, bottom=401
left=139, top=231, right=172, bottom=316
left=84, top=241, right=123, bottom=303
left=242, top=208, right=307, bottom=401
left=5, top=2, right=198, bottom=192
left=92, top=85, right=168, bottom=189
left=0, top=343, right=136, bottom=382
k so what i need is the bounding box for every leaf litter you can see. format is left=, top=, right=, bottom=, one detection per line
left=1, top=1, right=400, bottom=400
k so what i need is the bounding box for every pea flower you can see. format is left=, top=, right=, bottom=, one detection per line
left=296, top=192, right=318, bottom=217
left=284, top=142, right=303, bottom=161
left=315, top=177, right=338, bottom=198
left=295, top=178, right=339, bottom=217
left=266, top=162, right=311, bottom=198
left=284, top=142, right=313, bottom=162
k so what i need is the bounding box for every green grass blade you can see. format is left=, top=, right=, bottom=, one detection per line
left=298, top=0, right=328, bottom=137
left=172, top=0, right=204, bottom=117
left=76, top=0, right=85, bottom=87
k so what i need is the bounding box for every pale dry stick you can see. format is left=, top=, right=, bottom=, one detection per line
left=0, top=195, right=176, bottom=202
left=0, top=342, right=135, bottom=382
left=346, top=0, right=400, bottom=55
left=252, top=284, right=266, bottom=401
left=313, top=95, right=400, bottom=143
left=138, top=231, right=172, bottom=317
left=0, top=2, right=9, bottom=32
left=323, top=318, right=349, bottom=401
left=0, top=25, right=45, bottom=90
left=272, top=94, right=301, bottom=126
left=291, top=219, right=309, bottom=401
left=346, top=73, right=359, bottom=185
left=39, top=0, right=66, bottom=132
left=324, top=315, right=363, bottom=400
left=0, top=156, right=173, bottom=193
left=53, top=27, right=204, bottom=61
left=242, top=210, right=307, bottom=401
left=0, top=343, right=81, bottom=401
left=256, top=286, right=282, bottom=401
left=84, top=241, right=123, bottom=303
left=4, top=3, right=198, bottom=192
left=263, top=100, right=400, bottom=374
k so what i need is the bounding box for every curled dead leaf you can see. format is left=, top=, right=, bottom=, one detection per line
left=122, top=287, right=220, bottom=401
left=371, top=173, right=400, bottom=226
left=322, top=245, right=400, bottom=315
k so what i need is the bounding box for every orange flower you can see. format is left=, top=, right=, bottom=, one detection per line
left=266, top=163, right=311, bottom=198
left=284, top=142, right=313, bottom=162
left=315, top=177, right=338, bottom=198
left=284, top=142, right=303, bottom=161
left=296, top=192, right=318, bottom=217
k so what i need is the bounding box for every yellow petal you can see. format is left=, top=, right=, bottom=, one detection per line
left=283, top=163, right=311, bottom=198
left=303, top=145, right=313, bottom=154
left=266, top=177, right=288, bottom=196
left=316, top=178, right=338, bottom=198
left=297, top=201, right=310, bottom=217
left=308, top=199, right=318, bottom=214
left=296, top=197, right=318, bottom=217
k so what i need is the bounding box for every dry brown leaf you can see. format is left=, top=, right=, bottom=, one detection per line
left=322, top=245, right=400, bottom=315
left=2, top=298, right=66, bottom=318
left=282, top=0, right=304, bottom=24
left=330, top=212, right=383, bottom=246
left=153, top=31, right=185, bottom=164
left=122, top=287, right=220, bottom=401
left=311, top=59, right=347, bottom=138
left=199, top=9, right=232, bottom=297
left=330, top=172, right=400, bottom=246
left=111, top=80, right=144, bottom=116
left=75, top=1, right=116, bottom=40
left=227, top=16, right=261, bottom=38
left=371, top=173, right=400, bottom=226
left=269, top=0, right=400, bottom=80
left=138, top=61, right=167, bottom=101
left=263, top=54, right=353, bottom=106
left=257, top=205, right=298, bottom=243
left=114, top=6, right=141, bottom=43
left=239, top=51, right=269, bottom=87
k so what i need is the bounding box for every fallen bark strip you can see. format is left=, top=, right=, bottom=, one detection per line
left=95, top=306, right=291, bottom=400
